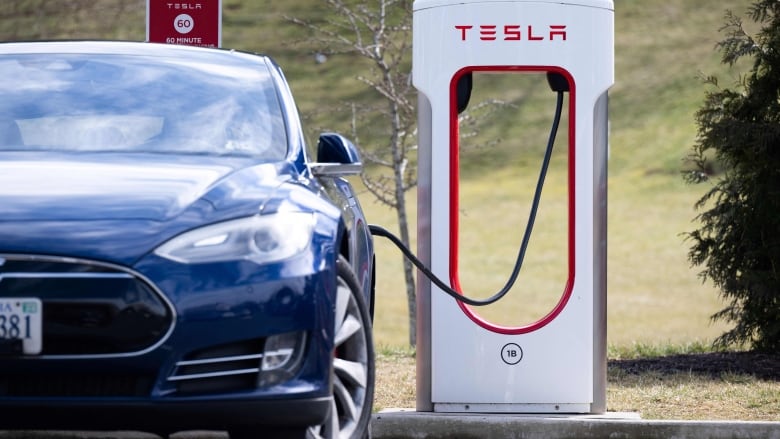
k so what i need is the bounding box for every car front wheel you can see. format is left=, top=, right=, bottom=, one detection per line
left=310, top=255, right=375, bottom=439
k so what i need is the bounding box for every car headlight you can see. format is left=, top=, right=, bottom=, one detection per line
left=154, top=213, right=316, bottom=264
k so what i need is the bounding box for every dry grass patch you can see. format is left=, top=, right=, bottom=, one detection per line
left=607, top=371, right=779, bottom=421
left=374, top=348, right=780, bottom=421
left=374, top=348, right=416, bottom=411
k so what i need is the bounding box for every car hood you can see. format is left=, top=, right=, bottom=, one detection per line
left=0, top=152, right=298, bottom=264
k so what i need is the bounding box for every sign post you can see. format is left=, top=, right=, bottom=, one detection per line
left=147, top=0, right=222, bottom=48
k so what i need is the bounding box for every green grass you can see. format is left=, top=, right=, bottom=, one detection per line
left=607, top=340, right=715, bottom=360
left=365, top=169, right=734, bottom=348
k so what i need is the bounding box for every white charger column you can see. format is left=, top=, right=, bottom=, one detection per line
left=414, top=0, right=613, bottom=413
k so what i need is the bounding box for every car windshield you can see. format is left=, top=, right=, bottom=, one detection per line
left=0, top=52, right=288, bottom=159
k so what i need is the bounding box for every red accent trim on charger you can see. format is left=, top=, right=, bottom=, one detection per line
left=448, top=65, right=576, bottom=335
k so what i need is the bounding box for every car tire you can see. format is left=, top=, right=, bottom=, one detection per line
left=309, top=255, right=376, bottom=439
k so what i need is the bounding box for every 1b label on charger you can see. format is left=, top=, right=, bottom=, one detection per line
left=501, top=343, right=523, bottom=365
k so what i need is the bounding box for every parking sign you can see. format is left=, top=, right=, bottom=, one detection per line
left=147, top=0, right=222, bottom=48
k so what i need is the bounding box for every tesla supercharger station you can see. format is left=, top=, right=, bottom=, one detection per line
left=414, top=0, right=613, bottom=413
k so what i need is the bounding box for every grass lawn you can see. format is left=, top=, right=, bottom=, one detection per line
left=363, top=168, right=732, bottom=349
left=374, top=347, right=780, bottom=421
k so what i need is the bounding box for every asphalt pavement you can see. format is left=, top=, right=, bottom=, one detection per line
left=1, top=410, right=779, bottom=439
left=371, top=409, right=780, bottom=439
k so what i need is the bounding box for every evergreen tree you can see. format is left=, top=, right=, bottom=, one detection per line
left=686, top=0, right=780, bottom=352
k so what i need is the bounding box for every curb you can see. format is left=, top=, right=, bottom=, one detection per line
left=371, top=409, right=780, bottom=439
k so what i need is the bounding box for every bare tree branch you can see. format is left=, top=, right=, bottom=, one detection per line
left=287, top=0, right=420, bottom=346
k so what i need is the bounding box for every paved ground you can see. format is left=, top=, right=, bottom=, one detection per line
left=2, top=412, right=779, bottom=439
left=371, top=410, right=780, bottom=439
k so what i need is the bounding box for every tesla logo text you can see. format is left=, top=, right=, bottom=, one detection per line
left=455, top=25, right=567, bottom=41
left=166, top=3, right=203, bottom=9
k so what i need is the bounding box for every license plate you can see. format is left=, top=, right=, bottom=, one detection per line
left=0, top=298, right=42, bottom=355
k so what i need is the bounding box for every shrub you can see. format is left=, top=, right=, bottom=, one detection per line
left=686, top=0, right=780, bottom=353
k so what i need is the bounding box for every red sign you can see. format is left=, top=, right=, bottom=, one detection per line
left=147, top=1, right=222, bottom=48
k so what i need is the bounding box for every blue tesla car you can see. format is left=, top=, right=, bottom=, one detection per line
left=0, top=41, right=375, bottom=439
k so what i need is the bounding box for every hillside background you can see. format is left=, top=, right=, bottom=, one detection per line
left=0, top=0, right=756, bottom=348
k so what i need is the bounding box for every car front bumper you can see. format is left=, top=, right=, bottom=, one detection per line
left=0, top=251, right=338, bottom=434
left=0, top=395, right=332, bottom=433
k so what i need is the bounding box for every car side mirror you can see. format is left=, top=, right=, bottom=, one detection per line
left=310, top=133, right=363, bottom=177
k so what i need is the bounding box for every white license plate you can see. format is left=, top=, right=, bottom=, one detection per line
left=0, top=298, right=42, bottom=355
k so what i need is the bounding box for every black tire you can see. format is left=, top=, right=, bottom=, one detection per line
left=309, top=255, right=375, bottom=439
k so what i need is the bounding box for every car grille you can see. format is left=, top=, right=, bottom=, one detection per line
left=0, top=255, right=174, bottom=356
left=0, top=373, right=154, bottom=397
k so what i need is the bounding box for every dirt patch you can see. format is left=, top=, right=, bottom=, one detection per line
left=609, top=351, right=780, bottom=381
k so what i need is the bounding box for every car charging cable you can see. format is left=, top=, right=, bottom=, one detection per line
left=369, top=75, right=568, bottom=306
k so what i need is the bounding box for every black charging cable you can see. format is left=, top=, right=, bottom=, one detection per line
left=369, top=89, right=566, bottom=306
